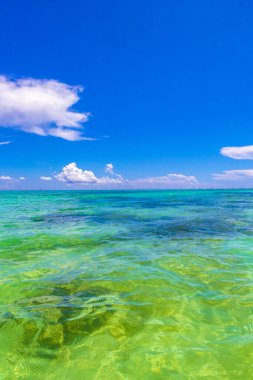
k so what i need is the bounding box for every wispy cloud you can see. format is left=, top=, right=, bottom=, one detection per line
left=130, top=173, right=199, bottom=188
left=0, top=141, right=12, bottom=145
left=0, top=175, right=27, bottom=181
left=220, top=145, right=253, bottom=159
left=213, top=169, right=253, bottom=181
left=0, top=76, right=91, bottom=141
left=40, top=176, right=52, bottom=181
left=0, top=175, right=13, bottom=180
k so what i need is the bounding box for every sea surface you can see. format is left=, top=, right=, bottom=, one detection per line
left=0, top=190, right=253, bottom=379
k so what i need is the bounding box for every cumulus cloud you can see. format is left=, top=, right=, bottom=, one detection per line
left=19, top=177, right=26, bottom=180
left=0, top=141, right=11, bottom=145
left=104, top=162, right=124, bottom=180
left=0, top=175, right=13, bottom=180
left=55, top=163, right=123, bottom=184
left=213, top=169, right=253, bottom=181
left=105, top=163, right=114, bottom=174
left=0, top=76, right=91, bottom=141
left=40, top=176, right=52, bottom=181
left=55, top=162, right=198, bottom=188
left=220, top=145, right=253, bottom=160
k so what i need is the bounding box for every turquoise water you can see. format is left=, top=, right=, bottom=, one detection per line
left=0, top=190, right=253, bottom=379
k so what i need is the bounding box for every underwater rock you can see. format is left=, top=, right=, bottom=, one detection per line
left=108, top=320, right=127, bottom=340
left=41, top=289, right=118, bottom=345
left=44, top=307, right=62, bottom=323
left=61, top=296, right=115, bottom=343
left=38, top=323, right=64, bottom=349
left=2, top=311, right=14, bottom=320
left=0, top=285, right=124, bottom=351
left=106, top=307, right=128, bottom=340
left=22, top=319, right=40, bottom=345
left=99, top=304, right=148, bottom=341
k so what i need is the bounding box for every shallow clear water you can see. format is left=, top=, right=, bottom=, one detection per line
left=0, top=190, right=253, bottom=379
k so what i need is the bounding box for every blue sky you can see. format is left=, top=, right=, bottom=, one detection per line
left=1, top=0, right=253, bottom=189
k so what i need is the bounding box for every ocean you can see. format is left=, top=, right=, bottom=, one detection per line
left=0, top=190, right=252, bottom=379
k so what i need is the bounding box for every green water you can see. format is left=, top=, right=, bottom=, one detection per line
left=0, top=190, right=253, bottom=379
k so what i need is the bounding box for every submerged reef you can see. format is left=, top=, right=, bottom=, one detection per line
left=0, top=280, right=146, bottom=358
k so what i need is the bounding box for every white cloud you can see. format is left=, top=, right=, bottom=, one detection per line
left=0, top=175, right=26, bottom=181
left=220, top=145, right=253, bottom=160
left=105, top=163, right=114, bottom=174
left=104, top=162, right=124, bottom=180
left=0, top=175, right=13, bottom=180
left=55, top=163, right=198, bottom=189
left=213, top=169, right=253, bottom=181
left=131, top=173, right=199, bottom=188
left=55, top=163, right=123, bottom=184
left=40, top=176, right=52, bottom=181
left=0, top=76, right=91, bottom=141
left=0, top=141, right=11, bottom=145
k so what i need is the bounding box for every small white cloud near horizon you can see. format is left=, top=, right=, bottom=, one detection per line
left=131, top=173, right=199, bottom=188
left=0, top=175, right=13, bottom=180
left=213, top=169, right=253, bottom=181
left=0, top=141, right=12, bottom=146
left=40, top=176, right=52, bottom=181
left=220, top=145, right=253, bottom=160
left=0, top=175, right=27, bottom=182
left=0, top=75, right=91, bottom=141
left=55, top=163, right=123, bottom=185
